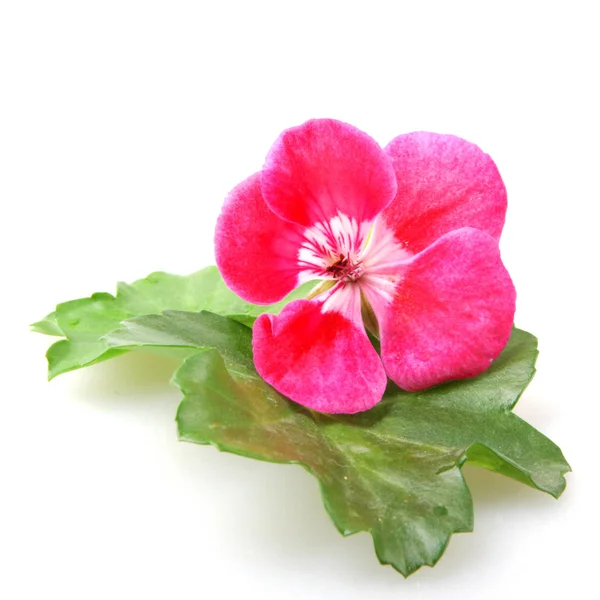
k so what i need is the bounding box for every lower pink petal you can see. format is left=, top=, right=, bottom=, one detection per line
left=376, top=228, right=516, bottom=391
left=253, top=299, right=387, bottom=414
left=215, top=173, right=305, bottom=304
left=382, top=132, right=507, bottom=254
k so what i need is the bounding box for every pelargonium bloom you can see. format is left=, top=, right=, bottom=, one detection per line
left=215, top=119, right=516, bottom=414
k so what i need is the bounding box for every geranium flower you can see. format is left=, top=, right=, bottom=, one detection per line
left=215, top=119, right=515, bottom=414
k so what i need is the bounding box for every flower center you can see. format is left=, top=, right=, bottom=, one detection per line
left=325, top=254, right=364, bottom=282
left=298, top=212, right=412, bottom=324
left=297, top=213, right=368, bottom=283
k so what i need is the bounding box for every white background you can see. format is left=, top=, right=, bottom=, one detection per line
left=1, top=1, right=598, bottom=598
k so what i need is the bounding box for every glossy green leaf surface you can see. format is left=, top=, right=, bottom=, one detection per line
left=33, top=280, right=570, bottom=576
left=33, top=268, right=313, bottom=379
left=107, top=311, right=567, bottom=576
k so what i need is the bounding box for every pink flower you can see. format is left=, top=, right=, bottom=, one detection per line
left=215, top=119, right=516, bottom=414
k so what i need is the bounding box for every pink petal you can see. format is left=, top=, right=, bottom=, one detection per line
left=261, top=119, right=397, bottom=227
left=253, top=299, right=387, bottom=414
left=215, top=173, right=305, bottom=304
left=374, top=228, right=516, bottom=392
left=381, top=132, right=507, bottom=253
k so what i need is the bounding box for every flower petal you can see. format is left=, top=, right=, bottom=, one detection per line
left=381, top=133, right=507, bottom=253
left=253, top=299, right=387, bottom=414
left=373, top=228, right=516, bottom=392
left=215, top=173, right=305, bottom=304
left=261, top=119, right=397, bottom=227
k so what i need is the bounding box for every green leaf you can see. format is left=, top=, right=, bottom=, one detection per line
left=161, top=315, right=570, bottom=577
left=33, top=279, right=569, bottom=575
left=105, top=310, right=256, bottom=373
left=31, top=311, right=64, bottom=336
left=34, top=267, right=313, bottom=379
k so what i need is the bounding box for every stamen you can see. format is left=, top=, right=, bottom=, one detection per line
left=325, top=255, right=364, bottom=282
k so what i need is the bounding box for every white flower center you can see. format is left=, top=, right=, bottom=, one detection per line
left=297, top=213, right=412, bottom=325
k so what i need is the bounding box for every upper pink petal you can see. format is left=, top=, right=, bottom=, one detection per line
left=215, top=173, right=305, bottom=304
left=261, top=119, right=397, bottom=227
left=373, top=228, right=516, bottom=392
left=253, top=299, right=387, bottom=414
left=381, top=132, right=507, bottom=254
